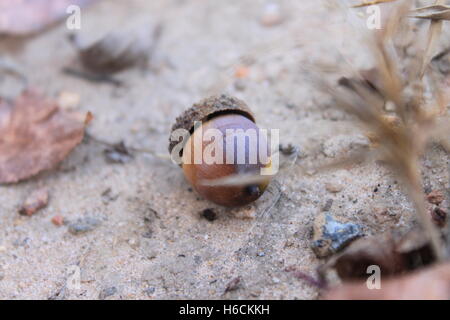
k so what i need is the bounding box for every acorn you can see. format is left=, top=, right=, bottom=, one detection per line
left=169, top=95, right=272, bottom=207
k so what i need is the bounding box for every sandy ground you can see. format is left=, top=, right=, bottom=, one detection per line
left=0, top=0, right=449, bottom=299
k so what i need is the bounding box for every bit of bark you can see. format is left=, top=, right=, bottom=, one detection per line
left=62, top=67, right=123, bottom=87
left=51, top=215, right=65, bottom=226
left=19, top=187, right=49, bottom=216
left=426, top=190, right=444, bottom=205
left=224, top=277, right=242, bottom=293
left=0, top=89, right=88, bottom=184
left=103, top=141, right=134, bottom=164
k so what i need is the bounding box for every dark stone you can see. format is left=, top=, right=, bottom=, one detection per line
left=68, top=217, right=101, bottom=235
left=201, top=208, right=217, bottom=222
left=98, top=286, right=117, bottom=300
left=311, top=214, right=363, bottom=258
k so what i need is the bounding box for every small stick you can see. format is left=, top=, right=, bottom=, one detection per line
left=62, top=67, right=123, bottom=86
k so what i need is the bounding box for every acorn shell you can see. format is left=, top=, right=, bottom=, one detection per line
left=168, top=94, right=255, bottom=156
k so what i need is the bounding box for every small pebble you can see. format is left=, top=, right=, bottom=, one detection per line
left=201, top=208, right=217, bottom=222
left=311, top=213, right=363, bottom=258
left=57, top=91, right=80, bottom=110
left=234, top=79, right=246, bottom=91
left=104, top=142, right=133, bottom=164
left=51, top=215, right=64, bottom=226
left=431, top=207, right=447, bottom=228
left=68, top=217, right=101, bottom=235
left=279, top=143, right=299, bottom=156
left=98, top=286, right=117, bottom=300
left=322, top=199, right=333, bottom=212
left=325, top=182, right=344, bottom=193
left=260, top=3, right=283, bottom=27
left=144, top=287, right=155, bottom=296
left=224, top=277, right=242, bottom=293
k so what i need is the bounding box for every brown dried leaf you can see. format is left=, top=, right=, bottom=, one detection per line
left=324, top=229, right=436, bottom=281
left=0, top=0, right=97, bottom=36
left=427, top=190, right=445, bottom=205
left=0, top=89, right=87, bottom=184
left=324, top=262, right=450, bottom=300
left=19, top=187, right=49, bottom=216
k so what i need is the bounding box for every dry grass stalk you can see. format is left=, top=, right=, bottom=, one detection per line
left=410, top=4, right=450, bottom=21
left=351, top=0, right=397, bottom=8
left=314, top=1, right=448, bottom=260
left=418, top=0, right=447, bottom=77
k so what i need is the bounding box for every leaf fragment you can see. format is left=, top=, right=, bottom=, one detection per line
left=0, top=89, right=87, bottom=184
left=324, top=262, right=450, bottom=300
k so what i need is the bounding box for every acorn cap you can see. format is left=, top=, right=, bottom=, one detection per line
left=168, top=94, right=255, bottom=155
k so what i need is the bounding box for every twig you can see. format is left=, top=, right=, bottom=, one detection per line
left=62, top=67, right=123, bottom=86
left=85, top=132, right=170, bottom=160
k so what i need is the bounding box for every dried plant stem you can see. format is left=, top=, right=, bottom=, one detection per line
left=421, top=0, right=446, bottom=77
left=406, top=162, right=445, bottom=261
left=351, top=0, right=397, bottom=8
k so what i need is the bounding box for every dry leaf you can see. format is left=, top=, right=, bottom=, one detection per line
left=0, top=0, right=97, bottom=36
left=323, top=229, right=435, bottom=281
left=427, top=190, right=445, bottom=205
left=324, top=262, right=450, bottom=300
left=0, top=89, right=87, bottom=184
left=72, top=24, right=162, bottom=73
left=19, top=187, right=49, bottom=216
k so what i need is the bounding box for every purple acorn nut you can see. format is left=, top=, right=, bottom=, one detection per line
left=169, top=94, right=272, bottom=207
